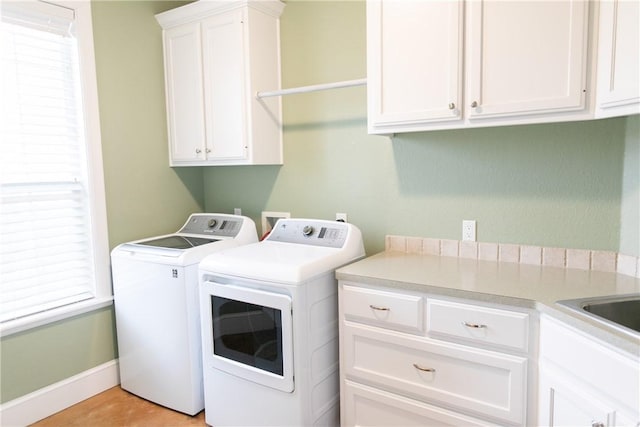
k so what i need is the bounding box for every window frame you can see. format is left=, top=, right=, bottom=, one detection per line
left=0, top=0, right=111, bottom=337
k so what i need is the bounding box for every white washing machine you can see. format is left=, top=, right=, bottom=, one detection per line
left=111, top=213, right=257, bottom=415
left=199, top=218, right=365, bottom=426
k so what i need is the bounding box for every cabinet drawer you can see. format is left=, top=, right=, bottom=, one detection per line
left=341, top=284, right=423, bottom=333
left=343, top=323, right=527, bottom=424
left=426, top=298, right=530, bottom=352
left=343, top=380, right=500, bottom=427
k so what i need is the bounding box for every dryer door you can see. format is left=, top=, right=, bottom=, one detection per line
left=201, top=281, right=294, bottom=392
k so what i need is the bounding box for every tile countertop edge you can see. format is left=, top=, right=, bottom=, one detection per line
left=335, top=251, right=640, bottom=357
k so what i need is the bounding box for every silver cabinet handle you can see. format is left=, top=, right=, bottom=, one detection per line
left=470, top=101, right=478, bottom=108
left=448, top=102, right=455, bottom=110
left=591, top=422, right=605, bottom=427
left=462, top=321, right=487, bottom=329
left=206, top=148, right=211, bottom=153
left=413, top=363, right=435, bottom=373
left=369, top=305, right=390, bottom=311
left=195, top=148, right=202, bottom=154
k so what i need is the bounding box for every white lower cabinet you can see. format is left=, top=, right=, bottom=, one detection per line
left=539, top=369, right=621, bottom=427
left=339, top=282, right=535, bottom=426
left=538, top=315, right=640, bottom=427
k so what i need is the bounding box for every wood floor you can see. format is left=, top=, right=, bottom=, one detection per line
left=30, top=386, right=206, bottom=427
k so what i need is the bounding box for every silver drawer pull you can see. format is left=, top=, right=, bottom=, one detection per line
left=413, top=363, right=435, bottom=373
left=462, top=321, right=487, bottom=329
left=369, top=305, right=390, bottom=311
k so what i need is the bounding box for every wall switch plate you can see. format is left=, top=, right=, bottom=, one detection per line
left=462, top=220, right=476, bottom=241
left=336, top=213, right=348, bottom=222
left=261, top=211, right=290, bottom=236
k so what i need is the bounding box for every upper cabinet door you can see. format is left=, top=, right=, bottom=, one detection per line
left=595, top=0, right=640, bottom=117
left=465, top=0, right=589, bottom=121
left=367, top=0, right=463, bottom=134
left=202, top=10, right=248, bottom=162
left=163, top=22, right=206, bottom=164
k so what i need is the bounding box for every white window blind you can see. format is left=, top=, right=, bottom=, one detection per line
left=1, top=1, right=98, bottom=323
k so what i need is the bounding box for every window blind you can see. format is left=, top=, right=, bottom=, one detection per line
left=1, top=1, right=97, bottom=323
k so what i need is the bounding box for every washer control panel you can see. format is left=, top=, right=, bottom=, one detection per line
left=267, top=219, right=349, bottom=248
left=179, top=214, right=244, bottom=237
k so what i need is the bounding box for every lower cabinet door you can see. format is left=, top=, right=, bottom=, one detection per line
left=538, top=369, right=626, bottom=427
left=343, top=380, right=500, bottom=427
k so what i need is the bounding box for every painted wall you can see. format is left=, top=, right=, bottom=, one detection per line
left=95, top=0, right=203, bottom=246
left=203, top=0, right=637, bottom=257
left=0, top=307, right=116, bottom=403
left=0, top=0, right=200, bottom=404
left=620, top=115, right=640, bottom=256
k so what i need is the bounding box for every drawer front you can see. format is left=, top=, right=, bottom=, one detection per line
left=343, top=323, right=527, bottom=424
left=427, top=298, right=530, bottom=352
left=341, top=283, right=423, bottom=333
left=343, top=380, right=500, bottom=427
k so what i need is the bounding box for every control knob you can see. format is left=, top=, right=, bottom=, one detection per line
left=302, top=225, right=314, bottom=236
left=208, top=219, right=217, bottom=228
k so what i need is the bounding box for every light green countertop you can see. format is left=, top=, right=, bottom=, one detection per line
left=336, top=251, right=640, bottom=356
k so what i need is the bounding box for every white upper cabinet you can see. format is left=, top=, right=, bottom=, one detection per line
left=367, top=0, right=594, bottom=134
left=465, top=0, right=589, bottom=121
left=595, top=0, right=640, bottom=118
left=162, top=22, right=206, bottom=163
left=367, top=0, right=464, bottom=132
left=156, top=1, right=284, bottom=166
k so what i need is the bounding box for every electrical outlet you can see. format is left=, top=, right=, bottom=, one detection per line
left=462, top=220, right=476, bottom=241
left=233, top=208, right=242, bottom=215
left=261, top=211, right=290, bottom=236
left=336, top=213, right=348, bottom=222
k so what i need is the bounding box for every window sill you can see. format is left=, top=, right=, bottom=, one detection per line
left=0, top=297, right=114, bottom=338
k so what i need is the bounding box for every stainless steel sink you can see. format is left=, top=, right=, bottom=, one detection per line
left=557, top=294, right=640, bottom=336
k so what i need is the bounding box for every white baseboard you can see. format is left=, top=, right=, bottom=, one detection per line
left=0, top=359, right=120, bottom=427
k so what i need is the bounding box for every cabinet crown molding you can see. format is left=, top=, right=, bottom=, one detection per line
left=156, top=0, right=285, bottom=29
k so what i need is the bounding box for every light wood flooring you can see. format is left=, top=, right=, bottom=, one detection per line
left=30, top=386, right=206, bottom=427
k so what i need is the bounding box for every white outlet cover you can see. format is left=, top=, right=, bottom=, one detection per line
left=462, top=220, right=476, bottom=241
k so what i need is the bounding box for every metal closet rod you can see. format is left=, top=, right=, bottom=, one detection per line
left=256, top=78, right=367, bottom=98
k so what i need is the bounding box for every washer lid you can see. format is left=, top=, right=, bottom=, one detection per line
left=110, top=213, right=259, bottom=263
left=135, top=235, right=219, bottom=250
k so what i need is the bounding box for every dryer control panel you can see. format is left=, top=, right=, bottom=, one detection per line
left=266, top=219, right=349, bottom=248
left=180, top=214, right=245, bottom=237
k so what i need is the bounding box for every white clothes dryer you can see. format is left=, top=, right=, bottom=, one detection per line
left=111, top=213, right=257, bottom=415
left=199, top=218, right=365, bottom=426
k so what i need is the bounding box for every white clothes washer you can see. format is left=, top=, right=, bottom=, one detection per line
left=111, top=213, right=257, bottom=415
left=199, top=218, right=365, bottom=426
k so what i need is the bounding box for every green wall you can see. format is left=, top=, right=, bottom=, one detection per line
left=2, top=0, right=638, bottom=407
left=0, top=307, right=116, bottom=402
left=95, top=0, right=203, bottom=246
left=204, top=0, right=637, bottom=256
left=620, top=115, right=640, bottom=256
left=1, top=0, right=199, bottom=404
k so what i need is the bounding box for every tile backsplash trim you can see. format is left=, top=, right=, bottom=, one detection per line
left=385, top=235, right=640, bottom=279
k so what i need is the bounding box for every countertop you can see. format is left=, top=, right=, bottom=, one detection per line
left=336, top=251, right=640, bottom=356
